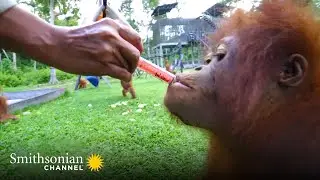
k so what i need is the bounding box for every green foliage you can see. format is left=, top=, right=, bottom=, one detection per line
left=24, top=69, right=74, bottom=85
left=0, top=50, right=47, bottom=72
left=20, top=0, right=80, bottom=26
left=0, top=68, right=74, bottom=87
left=128, top=19, right=140, bottom=32
left=119, top=0, right=134, bottom=18
left=142, top=0, right=160, bottom=13
left=55, top=1, right=80, bottom=26
left=0, top=58, right=13, bottom=73
left=309, top=0, right=320, bottom=13
left=26, top=69, right=51, bottom=85
left=0, top=73, right=24, bottom=87
left=119, top=0, right=141, bottom=32
left=315, top=0, right=320, bottom=6
left=55, top=16, right=79, bottom=26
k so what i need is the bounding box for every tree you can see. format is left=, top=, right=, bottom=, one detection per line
left=315, top=0, right=320, bottom=7
left=119, top=0, right=140, bottom=32
left=142, top=0, right=159, bottom=14
left=20, top=0, right=80, bottom=24
left=19, top=0, right=81, bottom=84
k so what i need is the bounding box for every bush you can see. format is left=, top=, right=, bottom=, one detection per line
left=0, top=58, right=14, bottom=73
left=24, top=69, right=50, bottom=85
left=24, top=69, right=75, bottom=85
left=0, top=73, right=23, bottom=87
left=0, top=68, right=75, bottom=87
left=56, top=70, right=74, bottom=81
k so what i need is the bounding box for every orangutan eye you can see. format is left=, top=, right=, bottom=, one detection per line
left=215, top=53, right=226, bottom=62
left=214, top=44, right=227, bottom=62
left=203, top=52, right=213, bottom=65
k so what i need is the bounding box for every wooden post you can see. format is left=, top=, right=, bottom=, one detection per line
left=74, top=75, right=82, bottom=90
left=48, top=0, right=59, bottom=84
left=12, top=53, right=17, bottom=71
left=159, top=44, right=163, bottom=67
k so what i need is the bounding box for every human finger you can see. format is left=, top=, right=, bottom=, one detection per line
left=112, top=48, right=129, bottom=70
left=105, top=63, right=132, bottom=82
left=100, top=18, right=143, bottom=53
left=114, top=20, right=144, bottom=53
left=116, top=36, right=140, bottom=74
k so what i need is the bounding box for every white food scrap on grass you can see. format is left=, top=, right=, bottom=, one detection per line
left=122, top=111, right=130, bottom=115
left=121, top=109, right=132, bottom=115
left=138, top=103, right=147, bottom=108
left=136, top=109, right=143, bottom=113
left=110, top=101, right=129, bottom=108
left=88, top=104, right=92, bottom=107
left=121, top=101, right=128, bottom=105
left=110, top=104, right=117, bottom=108
left=22, top=111, right=31, bottom=115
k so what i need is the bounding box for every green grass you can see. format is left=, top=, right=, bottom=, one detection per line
left=0, top=76, right=210, bottom=180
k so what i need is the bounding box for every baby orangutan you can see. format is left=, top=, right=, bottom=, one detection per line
left=78, top=78, right=87, bottom=89
left=165, top=59, right=176, bottom=74
left=121, top=80, right=136, bottom=99
left=0, top=96, right=17, bottom=122
left=164, top=0, right=320, bottom=177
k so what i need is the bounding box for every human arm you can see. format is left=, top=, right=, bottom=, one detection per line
left=0, top=4, right=143, bottom=82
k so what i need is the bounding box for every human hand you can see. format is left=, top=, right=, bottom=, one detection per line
left=51, top=18, right=143, bottom=82
left=0, top=6, right=143, bottom=82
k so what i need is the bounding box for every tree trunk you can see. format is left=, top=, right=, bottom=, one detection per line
left=48, top=0, right=58, bottom=84
left=12, top=52, right=17, bottom=71
left=1, top=49, right=9, bottom=59
left=49, top=67, right=58, bottom=83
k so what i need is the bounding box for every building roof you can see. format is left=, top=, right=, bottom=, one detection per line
left=203, top=3, right=229, bottom=17
left=151, top=2, right=178, bottom=17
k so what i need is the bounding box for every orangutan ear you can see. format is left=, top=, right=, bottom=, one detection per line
left=279, top=54, right=308, bottom=87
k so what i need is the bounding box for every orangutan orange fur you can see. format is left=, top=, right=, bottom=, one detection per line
left=79, top=79, right=87, bottom=89
left=0, top=96, right=17, bottom=122
left=121, top=80, right=136, bottom=99
left=165, top=60, right=176, bottom=74
left=164, top=0, right=320, bottom=177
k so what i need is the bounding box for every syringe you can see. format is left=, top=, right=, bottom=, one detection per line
left=138, top=57, right=176, bottom=84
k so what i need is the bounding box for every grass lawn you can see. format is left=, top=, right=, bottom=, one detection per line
left=0, top=75, right=210, bottom=180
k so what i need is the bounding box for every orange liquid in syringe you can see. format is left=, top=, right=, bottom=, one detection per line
left=138, top=57, right=176, bottom=84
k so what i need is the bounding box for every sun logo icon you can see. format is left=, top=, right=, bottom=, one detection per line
left=87, top=154, right=103, bottom=172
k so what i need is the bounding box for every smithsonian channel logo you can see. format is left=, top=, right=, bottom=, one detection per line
left=10, top=153, right=104, bottom=172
